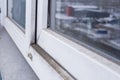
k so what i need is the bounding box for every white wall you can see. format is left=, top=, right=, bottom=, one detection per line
left=0, top=0, right=1, bottom=23
left=0, top=0, right=6, bottom=25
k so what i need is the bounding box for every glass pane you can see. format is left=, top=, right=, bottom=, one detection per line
left=8, top=0, right=26, bottom=29
left=49, top=0, right=120, bottom=59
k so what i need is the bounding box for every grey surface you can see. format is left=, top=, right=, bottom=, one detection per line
left=0, top=73, right=2, bottom=80
left=0, top=26, right=39, bottom=80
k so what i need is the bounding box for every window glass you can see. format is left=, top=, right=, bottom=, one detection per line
left=8, top=0, right=26, bottom=29
left=49, top=0, right=120, bottom=59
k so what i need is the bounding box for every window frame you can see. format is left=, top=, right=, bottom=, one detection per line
left=36, top=0, right=120, bottom=79
left=4, top=0, right=36, bottom=57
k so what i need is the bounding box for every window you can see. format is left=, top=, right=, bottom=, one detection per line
left=49, top=0, right=120, bottom=59
left=8, top=0, right=26, bottom=30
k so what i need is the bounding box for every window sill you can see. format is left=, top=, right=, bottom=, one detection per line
left=31, top=44, right=76, bottom=80
left=40, top=29, right=120, bottom=76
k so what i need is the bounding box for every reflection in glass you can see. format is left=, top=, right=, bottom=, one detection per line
left=50, top=0, right=120, bottom=59
left=8, top=0, right=26, bottom=29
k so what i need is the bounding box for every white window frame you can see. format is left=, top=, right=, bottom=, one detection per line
left=4, top=0, right=65, bottom=79
left=37, top=0, right=120, bottom=80
left=4, top=0, right=36, bottom=56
